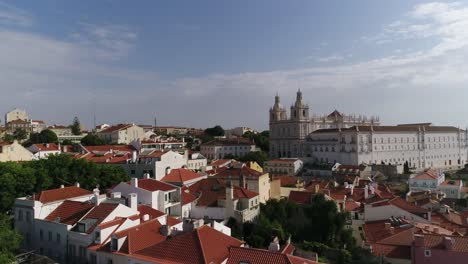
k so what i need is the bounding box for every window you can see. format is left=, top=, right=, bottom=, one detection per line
left=18, top=210, right=23, bottom=221
left=56, top=233, right=61, bottom=243
left=26, top=211, right=31, bottom=222
left=48, top=231, right=52, bottom=241
left=131, top=170, right=135, bottom=175
left=424, top=249, right=431, bottom=257
left=40, top=229, right=44, bottom=240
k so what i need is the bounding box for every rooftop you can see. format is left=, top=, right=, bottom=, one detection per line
left=227, top=247, right=319, bottom=264
left=34, top=186, right=93, bottom=204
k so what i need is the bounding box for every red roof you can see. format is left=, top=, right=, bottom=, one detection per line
left=412, top=169, right=440, bottom=180
left=188, top=178, right=258, bottom=207
left=388, top=197, right=429, bottom=214
left=35, top=186, right=93, bottom=204
left=133, top=225, right=243, bottom=264
left=44, top=200, right=94, bottom=225
left=288, top=191, right=312, bottom=205
left=114, top=218, right=166, bottom=254
left=160, top=169, right=204, bottom=184
left=79, top=203, right=119, bottom=233
left=273, top=176, right=300, bottom=187
left=182, top=190, right=198, bottom=205
left=138, top=151, right=165, bottom=158
left=420, top=234, right=468, bottom=252
left=344, top=200, right=361, bottom=212
left=133, top=179, right=177, bottom=192
left=210, top=159, right=233, bottom=167
left=226, top=247, right=319, bottom=264
left=83, top=145, right=136, bottom=153
left=167, top=216, right=182, bottom=226
left=211, top=166, right=264, bottom=179
left=32, top=143, right=60, bottom=152
left=138, top=205, right=165, bottom=221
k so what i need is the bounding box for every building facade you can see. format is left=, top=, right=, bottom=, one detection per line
left=269, top=90, right=379, bottom=158
left=306, top=125, right=468, bottom=170
left=200, top=138, right=256, bottom=160
left=5, top=108, right=29, bottom=124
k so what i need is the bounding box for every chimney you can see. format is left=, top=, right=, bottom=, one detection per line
left=364, top=185, right=369, bottom=199
left=389, top=227, right=394, bottom=234
left=143, top=173, right=150, bottom=179
left=128, top=193, right=137, bottom=210
left=132, top=151, right=137, bottom=163
left=226, top=184, right=234, bottom=201
left=268, top=237, right=280, bottom=252
left=75, top=182, right=80, bottom=188
left=385, top=223, right=391, bottom=230
left=131, top=177, right=138, bottom=188
left=424, top=225, right=430, bottom=231
left=142, top=214, right=150, bottom=222
left=370, top=186, right=375, bottom=195
left=160, top=225, right=172, bottom=237
left=93, top=188, right=101, bottom=205
left=434, top=228, right=439, bottom=234
left=314, top=184, right=319, bottom=194
left=63, top=145, right=67, bottom=153
left=60, top=184, right=65, bottom=188
left=444, top=237, right=454, bottom=250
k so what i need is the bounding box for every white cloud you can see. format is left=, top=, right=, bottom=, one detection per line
left=0, top=2, right=33, bottom=26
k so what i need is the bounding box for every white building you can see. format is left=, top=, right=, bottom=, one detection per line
left=438, top=180, right=464, bottom=199
left=305, top=125, right=468, bottom=170
left=187, top=152, right=208, bottom=171
left=111, top=177, right=183, bottom=217
left=28, top=143, right=61, bottom=159
left=409, top=169, right=445, bottom=193
left=97, top=124, right=145, bottom=144
left=200, top=138, right=256, bottom=160
left=269, top=90, right=379, bottom=158
left=125, top=150, right=187, bottom=180
left=264, top=158, right=303, bottom=176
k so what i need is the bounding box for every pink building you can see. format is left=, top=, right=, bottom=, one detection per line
left=412, top=234, right=468, bottom=264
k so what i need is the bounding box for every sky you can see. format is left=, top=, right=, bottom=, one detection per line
left=1, top=0, right=468, bottom=131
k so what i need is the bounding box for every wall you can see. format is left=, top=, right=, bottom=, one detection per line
left=190, top=206, right=225, bottom=220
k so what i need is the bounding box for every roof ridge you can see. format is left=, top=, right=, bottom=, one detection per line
left=196, top=226, right=209, bottom=264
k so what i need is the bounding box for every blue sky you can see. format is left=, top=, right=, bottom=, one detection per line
left=1, top=1, right=468, bottom=130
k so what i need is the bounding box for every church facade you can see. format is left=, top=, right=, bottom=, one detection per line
left=269, top=90, right=379, bottom=158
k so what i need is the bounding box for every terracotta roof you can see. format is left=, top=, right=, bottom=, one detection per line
left=188, top=178, right=258, bottom=207
left=0, top=141, right=13, bottom=146
left=133, top=225, right=243, bottom=264
left=421, top=234, right=468, bottom=252
left=44, top=200, right=94, bottom=225
left=133, top=179, right=177, bottom=192
left=388, top=197, right=429, bottom=214
left=211, top=159, right=234, bottom=167
left=137, top=205, right=165, bottom=221
left=160, top=169, right=204, bottom=184
left=82, top=145, right=136, bottom=153
left=138, top=150, right=165, bottom=158
left=227, top=247, right=319, bottom=264
left=114, top=218, right=166, bottom=254
left=32, top=143, right=60, bottom=152
left=79, top=203, right=119, bottom=234
left=273, top=176, right=300, bottom=187
left=440, top=180, right=462, bottom=186
left=412, top=169, right=440, bottom=180
left=167, top=216, right=182, bottom=226
left=345, top=200, right=361, bottom=212
left=211, top=166, right=264, bottom=179
left=35, top=186, right=93, bottom=204
left=288, top=191, right=312, bottom=205
left=182, top=190, right=198, bottom=205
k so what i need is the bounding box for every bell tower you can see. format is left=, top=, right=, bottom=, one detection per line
left=290, top=89, right=309, bottom=121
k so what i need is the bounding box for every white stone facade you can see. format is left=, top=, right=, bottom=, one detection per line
left=269, top=90, right=378, bottom=158
left=305, top=125, right=468, bottom=170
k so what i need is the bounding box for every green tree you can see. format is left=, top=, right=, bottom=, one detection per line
left=238, top=151, right=269, bottom=166
left=81, top=134, right=105, bottom=146
left=204, top=125, right=225, bottom=137
left=71, top=116, right=81, bottom=135
left=13, top=128, right=28, bottom=141
left=27, top=129, right=58, bottom=145
left=0, top=214, right=21, bottom=262
left=1, top=134, right=15, bottom=142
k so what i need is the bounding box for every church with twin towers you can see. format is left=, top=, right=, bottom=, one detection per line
left=269, top=90, right=379, bottom=159
left=269, top=90, right=467, bottom=170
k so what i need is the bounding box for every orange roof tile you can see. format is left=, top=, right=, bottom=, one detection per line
left=288, top=191, right=312, bottom=205
left=160, top=169, right=204, bottom=184
left=133, top=179, right=177, bottom=192
left=35, top=186, right=93, bottom=204
left=138, top=205, right=165, bottom=221
left=44, top=200, right=94, bottom=225
left=32, top=143, right=60, bottom=152
left=133, top=225, right=243, bottom=264
left=114, top=218, right=166, bottom=254
left=227, top=247, right=318, bottom=264
left=80, top=203, right=119, bottom=234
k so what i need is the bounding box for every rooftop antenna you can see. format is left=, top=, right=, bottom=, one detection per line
left=93, top=100, right=97, bottom=132
left=154, top=115, right=157, bottom=128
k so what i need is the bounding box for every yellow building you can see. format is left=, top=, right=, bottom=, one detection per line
left=210, top=163, right=271, bottom=203
left=246, top=161, right=263, bottom=173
